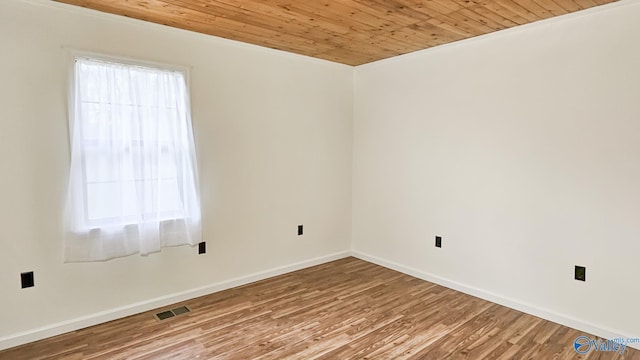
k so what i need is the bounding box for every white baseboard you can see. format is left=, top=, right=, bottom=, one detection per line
left=350, top=250, right=640, bottom=351
left=0, top=251, right=351, bottom=351
left=4, top=250, right=637, bottom=353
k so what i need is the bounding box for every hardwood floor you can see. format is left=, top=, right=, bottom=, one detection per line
left=1, top=257, right=638, bottom=359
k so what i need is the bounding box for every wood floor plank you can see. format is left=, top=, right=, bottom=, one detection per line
left=1, top=257, right=638, bottom=359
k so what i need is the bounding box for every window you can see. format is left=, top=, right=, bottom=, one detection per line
left=64, top=55, right=201, bottom=262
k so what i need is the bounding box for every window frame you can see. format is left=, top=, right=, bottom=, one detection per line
left=68, top=50, right=196, bottom=230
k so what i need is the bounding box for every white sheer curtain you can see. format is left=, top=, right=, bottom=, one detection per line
left=64, top=57, right=201, bottom=262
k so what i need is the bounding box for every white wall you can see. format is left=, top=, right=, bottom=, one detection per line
left=0, top=0, right=352, bottom=348
left=353, top=0, right=640, bottom=342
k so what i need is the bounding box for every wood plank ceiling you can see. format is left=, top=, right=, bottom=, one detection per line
left=55, top=0, right=616, bottom=66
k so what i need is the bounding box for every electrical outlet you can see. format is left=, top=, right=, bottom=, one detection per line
left=198, top=242, right=206, bottom=254
left=298, top=225, right=303, bottom=236
left=575, top=266, right=586, bottom=281
left=435, top=236, right=442, bottom=248
left=21, top=271, right=34, bottom=289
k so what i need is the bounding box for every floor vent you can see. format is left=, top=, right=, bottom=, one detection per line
left=154, top=305, right=191, bottom=321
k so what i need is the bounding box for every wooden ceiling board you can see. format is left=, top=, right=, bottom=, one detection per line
left=54, top=0, right=617, bottom=65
